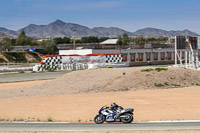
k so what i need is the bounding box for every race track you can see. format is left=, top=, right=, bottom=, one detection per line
left=0, top=121, right=200, bottom=131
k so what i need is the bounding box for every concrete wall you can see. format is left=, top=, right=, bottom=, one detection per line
left=59, top=48, right=200, bottom=67
left=59, top=49, right=93, bottom=55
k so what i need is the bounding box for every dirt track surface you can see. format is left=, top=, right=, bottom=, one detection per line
left=0, top=67, right=200, bottom=122
left=0, top=86, right=200, bottom=122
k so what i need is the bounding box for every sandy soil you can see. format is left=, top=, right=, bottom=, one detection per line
left=0, top=67, right=200, bottom=122
left=0, top=86, right=200, bottom=122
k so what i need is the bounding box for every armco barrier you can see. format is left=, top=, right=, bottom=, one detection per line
left=0, top=67, right=33, bottom=73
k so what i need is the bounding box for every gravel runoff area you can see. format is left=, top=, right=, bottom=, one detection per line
left=0, top=67, right=200, bottom=98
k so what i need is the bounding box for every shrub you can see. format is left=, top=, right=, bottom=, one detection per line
left=47, top=116, right=53, bottom=122
left=107, top=66, right=113, bottom=68
left=171, top=84, right=180, bottom=87
left=141, top=68, right=154, bottom=72
left=19, top=71, right=25, bottom=73
left=155, top=68, right=168, bottom=72
left=155, top=83, right=165, bottom=87
left=164, top=82, right=169, bottom=86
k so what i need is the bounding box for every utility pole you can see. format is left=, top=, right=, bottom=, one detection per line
left=73, top=30, right=76, bottom=50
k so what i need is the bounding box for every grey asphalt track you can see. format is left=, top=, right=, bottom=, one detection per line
left=0, top=71, right=71, bottom=83
left=0, top=121, right=200, bottom=131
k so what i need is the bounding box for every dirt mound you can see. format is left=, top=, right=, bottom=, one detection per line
left=0, top=67, right=200, bottom=99
left=25, top=53, right=39, bottom=63
left=0, top=54, right=8, bottom=62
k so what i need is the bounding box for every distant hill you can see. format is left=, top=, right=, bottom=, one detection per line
left=92, top=27, right=137, bottom=37
left=0, top=27, right=18, bottom=37
left=19, top=19, right=136, bottom=38
left=135, top=27, right=199, bottom=37
left=0, top=19, right=199, bottom=38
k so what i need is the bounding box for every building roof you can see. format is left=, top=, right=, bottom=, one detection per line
left=100, top=39, right=118, bottom=45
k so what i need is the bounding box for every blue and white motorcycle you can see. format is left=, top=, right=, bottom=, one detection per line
left=94, top=105, right=134, bottom=124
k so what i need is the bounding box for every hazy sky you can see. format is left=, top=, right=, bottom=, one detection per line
left=1, top=0, right=200, bottom=33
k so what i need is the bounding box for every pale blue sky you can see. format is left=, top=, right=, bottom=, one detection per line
left=1, top=0, right=200, bottom=33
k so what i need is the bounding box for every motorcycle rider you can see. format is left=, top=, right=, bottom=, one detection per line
left=110, top=102, right=124, bottom=113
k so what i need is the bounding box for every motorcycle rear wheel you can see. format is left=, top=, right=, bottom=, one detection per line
left=121, top=113, right=133, bottom=123
left=94, top=115, right=105, bottom=124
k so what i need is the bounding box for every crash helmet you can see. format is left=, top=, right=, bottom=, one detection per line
left=111, top=102, right=117, bottom=108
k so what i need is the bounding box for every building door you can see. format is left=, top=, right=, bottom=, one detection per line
left=138, top=54, right=143, bottom=62
left=122, top=54, right=128, bottom=62
left=167, top=52, right=172, bottom=60
left=154, top=53, right=158, bottom=61
left=130, top=53, right=135, bottom=62
left=161, top=53, right=165, bottom=60
left=146, top=53, right=151, bottom=61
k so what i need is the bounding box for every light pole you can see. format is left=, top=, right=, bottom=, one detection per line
left=73, top=30, right=76, bottom=50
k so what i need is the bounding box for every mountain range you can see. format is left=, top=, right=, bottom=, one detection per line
left=0, top=19, right=199, bottom=38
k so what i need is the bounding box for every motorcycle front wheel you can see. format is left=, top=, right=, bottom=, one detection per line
left=120, top=113, right=133, bottom=123
left=94, top=115, right=105, bottom=124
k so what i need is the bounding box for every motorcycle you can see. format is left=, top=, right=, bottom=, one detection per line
left=94, top=105, right=134, bottom=124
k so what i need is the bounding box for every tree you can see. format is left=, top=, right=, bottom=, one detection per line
left=81, top=36, right=99, bottom=43
left=0, top=38, right=13, bottom=52
left=16, top=29, right=32, bottom=51
left=54, top=37, right=71, bottom=44
left=117, top=35, right=123, bottom=53
left=62, top=37, right=71, bottom=44
left=122, top=33, right=129, bottom=45
left=41, top=39, right=57, bottom=54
